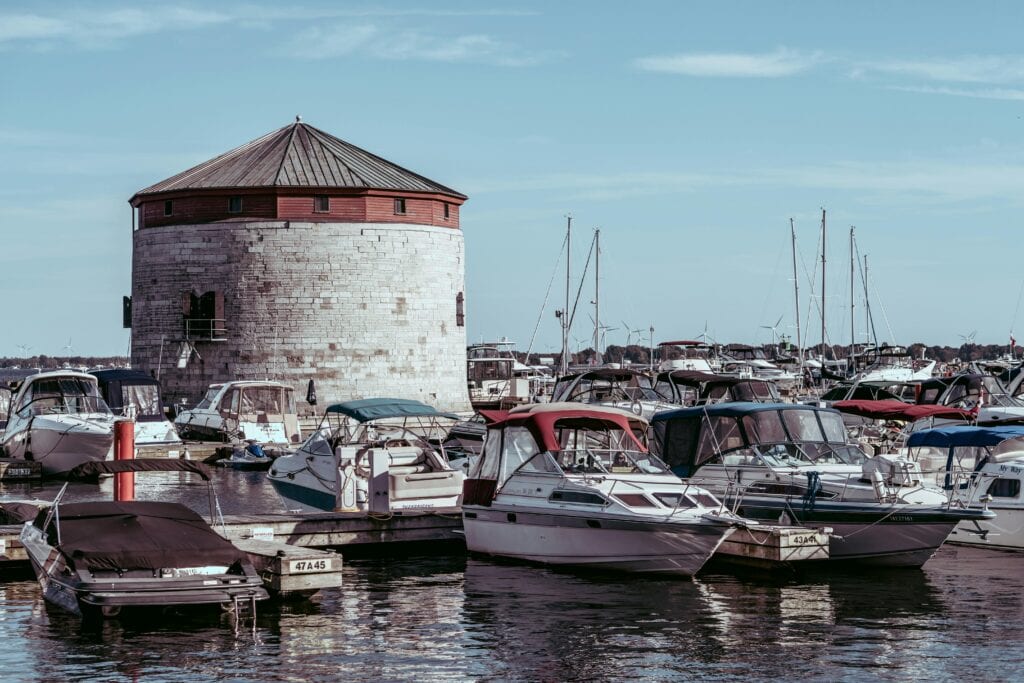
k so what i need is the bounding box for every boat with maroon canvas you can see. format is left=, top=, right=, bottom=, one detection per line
left=462, top=403, right=742, bottom=575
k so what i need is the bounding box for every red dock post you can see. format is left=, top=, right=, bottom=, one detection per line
left=113, top=420, right=135, bottom=502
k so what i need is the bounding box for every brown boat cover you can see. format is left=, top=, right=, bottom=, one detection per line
left=67, top=459, right=212, bottom=480
left=33, top=501, right=246, bottom=572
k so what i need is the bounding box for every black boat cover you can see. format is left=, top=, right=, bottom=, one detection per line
left=33, top=501, right=245, bottom=572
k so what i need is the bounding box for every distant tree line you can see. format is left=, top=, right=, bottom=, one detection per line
left=0, top=355, right=129, bottom=369
left=518, top=343, right=1020, bottom=367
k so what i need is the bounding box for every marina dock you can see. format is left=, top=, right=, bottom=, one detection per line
left=0, top=507, right=464, bottom=574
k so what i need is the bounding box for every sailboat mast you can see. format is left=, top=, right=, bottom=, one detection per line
left=820, top=208, right=827, bottom=377
left=562, top=215, right=572, bottom=375
left=790, top=218, right=803, bottom=371
left=593, top=228, right=601, bottom=365
left=850, top=226, right=856, bottom=355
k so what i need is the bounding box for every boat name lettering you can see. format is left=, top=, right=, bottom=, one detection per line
left=998, top=465, right=1022, bottom=474
left=889, top=515, right=914, bottom=522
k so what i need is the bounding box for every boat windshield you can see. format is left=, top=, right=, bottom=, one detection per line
left=17, top=377, right=110, bottom=417
left=193, top=387, right=221, bottom=410
left=750, top=442, right=867, bottom=467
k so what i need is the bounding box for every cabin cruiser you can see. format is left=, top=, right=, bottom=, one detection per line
left=656, top=340, right=721, bottom=373
left=654, top=370, right=780, bottom=407
left=849, top=344, right=936, bottom=383
left=462, top=403, right=743, bottom=575
left=20, top=459, right=269, bottom=620
left=268, top=398, right=464, bottom=513
left=0, top=371, right=115, bottom=477
left=466, top=341, right=537, bottom=410
left=905, top=425, right=1024, bottom=550
left=550, top=367, right=676, bottom=419
left=92, top=369, right=182, bottom=450
left=719, top=344, right=799, bottom=391
left=913, top=372, right=1024, bottom=423
left=174, top=381, right=301, bottom=444
left=651, top=402, right=994, bottom=567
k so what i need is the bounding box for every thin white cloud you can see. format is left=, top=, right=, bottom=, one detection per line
left=281, top=23, right=548, bottom=66
left=859, top=55, right=1024, bottom=84
left=887, top=84, right=1024, bottom=101
left=0, top=8, right=228, bottom=47
left=634, top=48, right=821, bottom=78
left=467, top=160, right=1024, bottom=204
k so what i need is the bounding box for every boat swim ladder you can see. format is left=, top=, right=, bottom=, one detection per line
left=231, top=593, right=260, bottom=640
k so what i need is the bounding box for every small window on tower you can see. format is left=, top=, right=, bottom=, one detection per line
left=164, top=200, right=173, bottom=216
left=394, top=198, right=406, bottom=215
left=314, top=195, right=330, bottom=213
left=443, top=202, right=450, bottom=220
left=456, top=292, right=465, bottom=327
left=229, top=196, right=243, bottom=213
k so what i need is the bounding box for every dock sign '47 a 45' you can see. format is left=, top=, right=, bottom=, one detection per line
left=288, top=558, right=333, bottom=573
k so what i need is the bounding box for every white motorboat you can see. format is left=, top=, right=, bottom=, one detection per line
left=0, top=371, right=115, bottom=477
left=462, top=403, right=741, bottom=575
left=905, top=425, right=1024, bottom=550
left=651, top=402, right=995, bottom=567
left=174, top=380, right=301, bottom=444
left=92, top=369, right=183, bottom=450
left=20, top=459, right=268, bottom=620
left=268, top=398, right=464, bottom=513
left=550, top=367, right=677, bottom=420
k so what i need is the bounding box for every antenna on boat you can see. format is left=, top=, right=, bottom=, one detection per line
left=850, top=226, right=856, bottom=357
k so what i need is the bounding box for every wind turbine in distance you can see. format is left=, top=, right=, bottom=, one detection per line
left=16, top=344, right=32, bottom=357
left=959, top=331, right=978, bottom=345
left=63, top=337, right=75, bottom=355
left=622, top=321, right=644, bottom=348
left=760, top=315, right=784, bottom=346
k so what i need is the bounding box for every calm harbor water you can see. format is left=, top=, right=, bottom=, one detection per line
left=0, top=470, right=1022, bottom=682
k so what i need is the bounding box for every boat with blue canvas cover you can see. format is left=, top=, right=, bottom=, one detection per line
left=267, top=398, right=464, bottom=513
left=651, top=402, right=994, bottom=567
left=905, top=425, right=1024, bottom=550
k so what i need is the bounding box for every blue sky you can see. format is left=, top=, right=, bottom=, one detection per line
left=3, top=1, right=1024, bottom=357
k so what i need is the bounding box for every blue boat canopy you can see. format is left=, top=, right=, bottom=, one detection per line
left=324, top=398, right=458, bottom=422
left=906, top=425, right=1024, bottom=449
left=651, top=401, right=829, bottom=423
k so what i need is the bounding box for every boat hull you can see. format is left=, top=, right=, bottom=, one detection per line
left=463, top=506, right=733, bottom=576
left=3, top=415, right=114, bottom=477
left=735, top=498, right=980, bottom=567
left=947, top=506, right=1024, bottom=550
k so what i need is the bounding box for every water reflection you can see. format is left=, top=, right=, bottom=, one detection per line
left=461, top=558, right=730, bottom=680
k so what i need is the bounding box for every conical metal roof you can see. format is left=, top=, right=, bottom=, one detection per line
left=131, top=120, right=465, bottom=201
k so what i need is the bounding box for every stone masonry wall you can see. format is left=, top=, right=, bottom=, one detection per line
left=131, top=221, right=469, bottom=414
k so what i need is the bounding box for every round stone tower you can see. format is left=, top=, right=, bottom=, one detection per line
left=129, top=119, right=470, bottom=413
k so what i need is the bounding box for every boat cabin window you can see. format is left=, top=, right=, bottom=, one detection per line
left=550, top=490, right=607, bottom=505
left=499, top=427, right=546, bottom=481
left=226, top=388, right=241, bottom=415
left=472, top=428, right=504, bottom=480
left=988, top=478, right=1021, bottom=498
